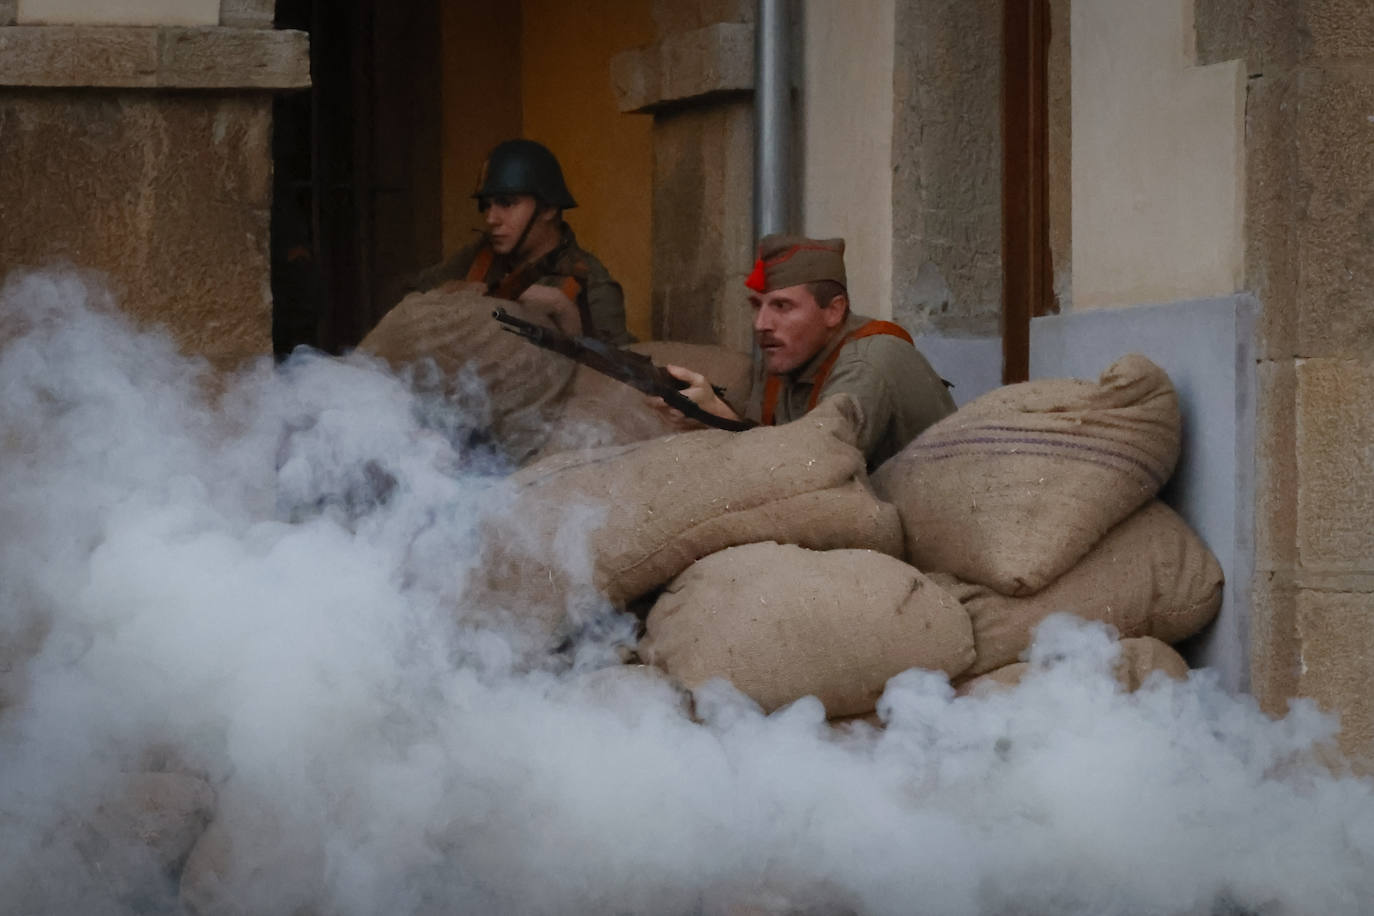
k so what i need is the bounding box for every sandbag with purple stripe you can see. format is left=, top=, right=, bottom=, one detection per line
left=871, top=353, right=1180, bottom=596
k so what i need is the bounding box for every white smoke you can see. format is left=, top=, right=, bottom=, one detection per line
left=2, top=270, right=1373, bottom=916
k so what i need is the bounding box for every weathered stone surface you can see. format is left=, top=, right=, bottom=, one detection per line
left=218, top=0, right=273, bottom=29
left=1295, top=358, right=1374, bottom=566
left=1294, top=65, right=1374, bottom=358
left=1194, top=0, right=1299, bottom=69
left=0, top=25, right=158, bottom=87
left=158, top=27, right=308, bottom=88
left=1244, top=72, right=1300, bottom=358
left=1256, top=359, right=1298, bottom=571
left=1301, top=0, right=1374, bottom=60
left=0, top=91, right=273, bottom=366
left=1250, top=569, right=1300, bottom=719
left=0, top=25, right=308, bottom=88
left=610, top=21, right=753, bottom=113
left=891, top=0, right=1002, bottom=337
left=0, top=0, right=16, bottom=26
left=652, top=99, right=754, bottom=352
left=650, top=0, right=752, bottom=39
left=1048, top=0, right=1071, bottom=310
left=1296, top=588, right=1374, bottom=769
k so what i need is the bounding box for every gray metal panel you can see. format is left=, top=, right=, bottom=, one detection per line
left=911, top=334, right=1003, bottom=407
left=1029, top=296, right=1258, bottom=693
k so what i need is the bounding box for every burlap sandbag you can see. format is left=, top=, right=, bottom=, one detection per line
left=935, top=500, right=1223, bottom=677
left=357, top=290, right=576, bottom=462
left=640, top=542, right=975, bottom=717
left=533, top=342, right=754, bottom=459
left=482, top=395, right=903, bottom=629
left=872, top=353, right=1181, bottom=596
left=179, top=795, right=326, bottom=916
left=955, top=636, right=1189, bottom=697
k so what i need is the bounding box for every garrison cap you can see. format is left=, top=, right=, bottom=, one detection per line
left=744, top=234, right=847, bottom=293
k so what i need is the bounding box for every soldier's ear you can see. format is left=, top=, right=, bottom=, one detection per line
left=823, top=292, right=849, bottom=328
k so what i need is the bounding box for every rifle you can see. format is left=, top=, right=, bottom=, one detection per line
left=493, top=308, right=756, bottom=432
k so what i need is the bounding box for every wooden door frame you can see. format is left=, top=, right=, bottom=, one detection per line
left=1001, top=0, right=1055, bottom=383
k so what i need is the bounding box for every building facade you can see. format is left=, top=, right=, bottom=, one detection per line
left=2, top=0, right=1371, bottom=763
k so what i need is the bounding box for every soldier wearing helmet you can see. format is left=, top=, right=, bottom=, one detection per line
left=412, top=139, right=634, bottom=345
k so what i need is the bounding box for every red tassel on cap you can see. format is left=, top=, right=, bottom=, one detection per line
left=744, top=257, right=767, bottom=292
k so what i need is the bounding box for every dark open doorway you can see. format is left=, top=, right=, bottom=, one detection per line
left=271, top=0, right=443, bottom=358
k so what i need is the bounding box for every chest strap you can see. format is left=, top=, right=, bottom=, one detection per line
left=761, top=320, right=914, bottom=425
left=463, top=243, right=585, bottom=312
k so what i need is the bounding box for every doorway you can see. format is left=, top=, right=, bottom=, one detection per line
left=270, top=0, right=443, bottom=358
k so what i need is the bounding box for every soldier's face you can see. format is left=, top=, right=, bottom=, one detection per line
left=749, top=284, right=848, bottom=374
left=481, top=194, right=540, bottom=255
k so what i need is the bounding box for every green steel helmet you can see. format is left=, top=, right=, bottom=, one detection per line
left=472, top=139, right=577, bottom=210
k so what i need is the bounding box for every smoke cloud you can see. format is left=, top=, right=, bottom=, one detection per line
left=2, top=270, right=1373, bottom=915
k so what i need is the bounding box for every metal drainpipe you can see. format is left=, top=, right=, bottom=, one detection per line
left=754, top=0, right=792, bottom=241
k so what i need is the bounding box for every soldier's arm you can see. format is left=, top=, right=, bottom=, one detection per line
left=582, top=255, right=635, bottom=346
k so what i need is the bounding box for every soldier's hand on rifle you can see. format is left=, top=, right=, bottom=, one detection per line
left=518, top=284, right=584, bottom=337
left=436, top=279, right=487, bottom=296
left=648, top=365, right=742, bottom=430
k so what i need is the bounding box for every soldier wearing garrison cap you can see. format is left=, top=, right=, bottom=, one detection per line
left=410, top=139, right=634, bottom=344
left=658, top=232, right=955, bottom=468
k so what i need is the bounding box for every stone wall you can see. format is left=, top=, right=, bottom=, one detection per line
left=611, top=1, right=756, bottom=350
left=0, top=2, right=306, bottom=368
left=890, top=0, right=1002, bottom=338
left=1197, top=0, right=1374, bottom=763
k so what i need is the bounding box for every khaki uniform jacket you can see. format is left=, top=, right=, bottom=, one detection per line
left=410, top=223, right=634, bottom=345
left=744, top=311, right=956, bottom=469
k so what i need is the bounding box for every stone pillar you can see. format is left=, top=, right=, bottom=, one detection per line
left=890, top=0, right=1002, bottom=338
left=1197, top=0, right=1374, bottom=764
left=610, top=3, right=757, bottom=350
left=0, top=4, right=307, bottom=368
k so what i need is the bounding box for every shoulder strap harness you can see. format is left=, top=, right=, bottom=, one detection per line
left=760, top=320, right=914, bottom=425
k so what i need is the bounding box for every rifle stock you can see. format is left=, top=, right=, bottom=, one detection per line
left=492, top=308, right=755, bottom=432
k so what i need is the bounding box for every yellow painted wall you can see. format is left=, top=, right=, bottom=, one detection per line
left=440, top=4, right=523, bottom=255
left=520, top=0, right=656, bottom=341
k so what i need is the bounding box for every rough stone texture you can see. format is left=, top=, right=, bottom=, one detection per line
left=1301, top=0, right=1374, bottom=59
left=1048, top=0, right=1071, bottom=310
left=610, top=21, right=753, bottom=113
left=0, top=26, right=308, bottom=89
left=0, top=25, right=158, bottom=86
left=890, top=0, right=1002, bottom=337
left=1196, top=1, right=1374, bottom=766
left=1256, top=360, right=1298, bottom=572
left=1295, top=358, right=1374, bottom=566
left=1245, top=72, right=1300, bottom=359
left=1294, top=65, right=1374, bottom=358
left=1, top=0, right=16, bottom=26
left=1194, top=0, right=1299, bottom=69
left=1250, top=570, right=1300, bottom=718
left=651, top=98, right=754, bottom=352
left=157, top=26, right=309, bottom=89
left=1251, top=359, right=1300, bottom=717
left=1296, top=589, right=1374, bottom=768
left=0, top=90, right=273, bottom=366
left=218, top=0, right=273, bottom=28
left=651, top=0, right=752, bottom=39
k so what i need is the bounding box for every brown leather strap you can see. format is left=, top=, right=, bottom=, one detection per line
left=761, top=320, right=915, bottom=424
left=465, top=244, right=495, bottom=283
left=761, top=374, right=784, bottom=425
